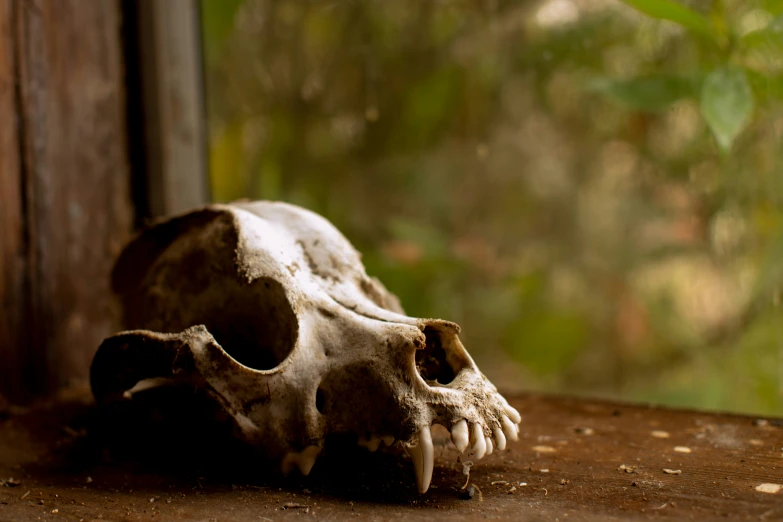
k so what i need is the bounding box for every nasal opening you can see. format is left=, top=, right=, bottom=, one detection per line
left=415, top=325, right=471, bottom=385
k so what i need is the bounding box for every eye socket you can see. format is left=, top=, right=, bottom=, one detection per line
left=117, top=212, right=298, bottom=372
left=203, top=277, right=298, bottom=371
left=415, top=326, right=457, bottom=385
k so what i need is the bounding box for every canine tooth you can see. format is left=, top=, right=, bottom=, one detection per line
left=501, top=415, right=519, bottom=442
left=485, top=435, right=493, bottom=455
left=503, top=404, right=522, bottom=424
left=419, top=427, right=434, bottom=493
left=407, top=442, right=423, bottom=492
left=451, top=420, right=469, bottom=452
left=281, top=445, right=321, bottom=476
left=493, top=426, right=507, bottom=451
left=407, top=427, right=434, bottom=493
left=470, top=423, right=487, bottom=459
left=381, top=435, right=395, bottom=446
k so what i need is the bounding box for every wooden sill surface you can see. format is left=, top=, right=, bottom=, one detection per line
left=0, top=389, right=781, bottom=521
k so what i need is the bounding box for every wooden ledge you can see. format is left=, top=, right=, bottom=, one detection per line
left=0, top=390, right=781, bottom=520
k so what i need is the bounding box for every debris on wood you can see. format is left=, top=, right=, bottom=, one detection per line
left=574, top=427, right=594, bottom=435
left=460, top=459, right=473, bottom=489
left=755, top=483, right=781, bottom=494
left=491, top=480, right=509, bottom=486
left=560, top=479, right=570, bottom=485
left=663, top=469, right=682, bottom=475
left=20, top=491, right=30, bottom=500
left=753, top=419, right=769, bottom=427
left=532, top=445, right=556, bottom=453
left=539, top=468, right=550, bottom=473
left=673, top=446, right=692, bottom=453
left=508, top=486, right=517, bottom=494
left=618, top=464, right=637, bottom=473
left=1, top=477, right=20, bottom=487
left=651, top=430, right=670, bottom=439
left=282, top=502, right=310, bottom=510
left=460, top=484, right=482, bottom=501
left=62, top=425, right=85, bottom=437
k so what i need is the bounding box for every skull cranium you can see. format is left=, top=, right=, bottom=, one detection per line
left=91, top=201, right=521, bottom=493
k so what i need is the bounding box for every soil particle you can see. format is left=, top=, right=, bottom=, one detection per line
left=755, top=484, right=782, bottom=494
left=460, top=484, right=479, bottom=500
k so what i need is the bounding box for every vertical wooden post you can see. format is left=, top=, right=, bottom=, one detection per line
left=0, top=0, right=134, bottom=402
left=0, top=0, right=29, bottom=400
left=134, top=0, right=209, bottom=217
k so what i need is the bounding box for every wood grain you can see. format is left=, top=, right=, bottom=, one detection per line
left=0, top=392, right=780, bottom=520
left=0, top=0, right=133, bottom=401
left=0, top=0, right=28, bottom=400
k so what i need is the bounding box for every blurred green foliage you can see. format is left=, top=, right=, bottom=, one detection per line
left=202, top=0, right=783, bottom=415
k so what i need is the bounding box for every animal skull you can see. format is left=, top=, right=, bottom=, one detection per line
left=91, top=201, right=521, bottom=493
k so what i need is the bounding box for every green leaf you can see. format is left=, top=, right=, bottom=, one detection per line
left=746, top=69, right=783, bottom=103
left=588, top=74, right=700, bottom=111
left=741, top=15, right=783, bottom=50
left=619, top=0, right=714, bottom=39
left=760, top=1, right=783, bottom=17
left=700, top=66, right=754, bottom=152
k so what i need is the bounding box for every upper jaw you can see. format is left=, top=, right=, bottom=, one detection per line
left=400, top=385, right=522, bottom=493
left=387, top=362, right=522, bottom=493
left=394, top=321, right=523, bottom=493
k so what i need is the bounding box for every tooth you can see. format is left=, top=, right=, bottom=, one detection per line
left=407, top=427, right=434, bottom=493
left=369, top=438, right=381, bottom=452
left=407, top=442, right=423, bottom=492
left=451, top=420, right=469, bottom=452
left=485, top=435, right=493, bottom=455
left=493, top=426, right=507, bottom=451
left=503, top=404, right=522, bottom=424
left=297, top=445, right=321, bottom=475
left=501, top=415, right=519, bottom=442
left=281, top=445, right=321, bottom=476
left=470, top=423, right=487, bottom=459
left=358, top=435, right=382, bottom=452
left=419, top=427, right=434, bottom=493
left=381, top=435, right=395, bottom=446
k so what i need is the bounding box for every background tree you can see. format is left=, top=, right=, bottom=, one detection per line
left=203, top=0, right=783, bottom=415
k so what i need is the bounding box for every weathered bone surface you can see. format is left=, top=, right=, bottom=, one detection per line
left=91, top=201, right=521, bottom=493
